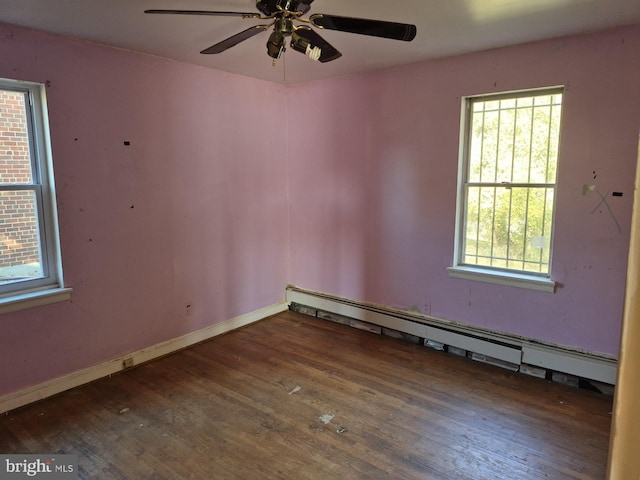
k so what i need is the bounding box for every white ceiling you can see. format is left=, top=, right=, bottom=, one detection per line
left=1, top=0, right=639, bottom=84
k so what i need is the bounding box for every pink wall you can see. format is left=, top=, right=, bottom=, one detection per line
left=287, top=25, right=640, bottom=356
left=1, top=21, right=638, bottom=400
left=0, top=24, right=289, bottom=396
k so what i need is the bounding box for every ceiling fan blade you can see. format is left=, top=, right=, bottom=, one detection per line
left=293, top=27, right=342, bottom=63
left=296, top=1, right=315, bottom=15
left=309, top=14, right=417, bottom=42
left=200, top=25, right=271, bottom=54
left=144, top=9, right=261, bottom=19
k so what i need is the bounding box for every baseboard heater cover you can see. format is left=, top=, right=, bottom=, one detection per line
left=286, top=286, right=617, bottom=386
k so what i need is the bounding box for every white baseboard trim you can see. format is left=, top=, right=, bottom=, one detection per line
left=286, top=286, right=618, bottom=385
left=0, top=301, right=288, bottom=414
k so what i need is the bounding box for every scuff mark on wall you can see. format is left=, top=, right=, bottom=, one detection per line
left=582, top=181, right=622, bottom=233
left=408, top=305, right=422, bottom=314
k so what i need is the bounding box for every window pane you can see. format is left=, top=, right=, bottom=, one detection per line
left=534, top=95, right=553, bottom=106
left=481, top=109, right=499, bottom=182
left=0, top=89, right=34, bottom=185
left=0, top=190, right=43, bottom=284
left=469, top=93, right=561, bottom=186
left=496, top=106, right=515, bottom=183
left=530, top=103, right=553, bottom=183
left=468, top=107, right=485, bottom=183
left=512, top=105, right=533, bottom=184
left=546, top=103, right=562, bottom=183
left=517, top=97, right=533, bottom=108
left=463, top=186, right=553, bottom=274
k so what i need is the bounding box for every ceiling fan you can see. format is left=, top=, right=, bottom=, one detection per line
left=145, top=0, right=417, bottom=64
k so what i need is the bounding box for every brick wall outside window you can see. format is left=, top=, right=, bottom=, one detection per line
left=0, top=90, right=40, bottom=270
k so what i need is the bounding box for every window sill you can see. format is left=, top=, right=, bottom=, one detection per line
left=447, top=266, right=556, bottom=293
left=0, top=287, right=73, bottom=315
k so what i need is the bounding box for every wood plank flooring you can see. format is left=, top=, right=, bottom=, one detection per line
left=0, top=310, right=613, bottom=479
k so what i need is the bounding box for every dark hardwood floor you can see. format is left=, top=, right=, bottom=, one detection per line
left=0, top=310, right=613, bottom=479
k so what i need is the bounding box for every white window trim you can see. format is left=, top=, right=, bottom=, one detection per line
left=0, top=78, right=70, bottom=312
left=449, top=86, right=563, bottom=293
left=447, top=265, right=556, bottom=292
left=0, top=287, right=73, bottom=315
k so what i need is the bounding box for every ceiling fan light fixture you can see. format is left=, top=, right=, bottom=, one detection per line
left=290, top=33, right=321, bottom=61
left=266, top=30, right=286, bottom=59
left=306, top=44, right=321, bottom=61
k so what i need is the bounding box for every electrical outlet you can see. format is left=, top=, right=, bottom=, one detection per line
left=122, top=357, right=134, bottom=369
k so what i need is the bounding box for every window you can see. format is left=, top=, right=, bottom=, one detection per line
left=0, top=78, right=69, bottom=311
left=449, top=87, right=563, bottom=292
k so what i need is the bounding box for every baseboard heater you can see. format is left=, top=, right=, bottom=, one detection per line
left=285, top=286, right=617, bottom=390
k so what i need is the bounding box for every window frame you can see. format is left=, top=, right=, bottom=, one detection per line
left=448, top=86, right=564, bottom=293
left=0, top=78, right=70, bottom=312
